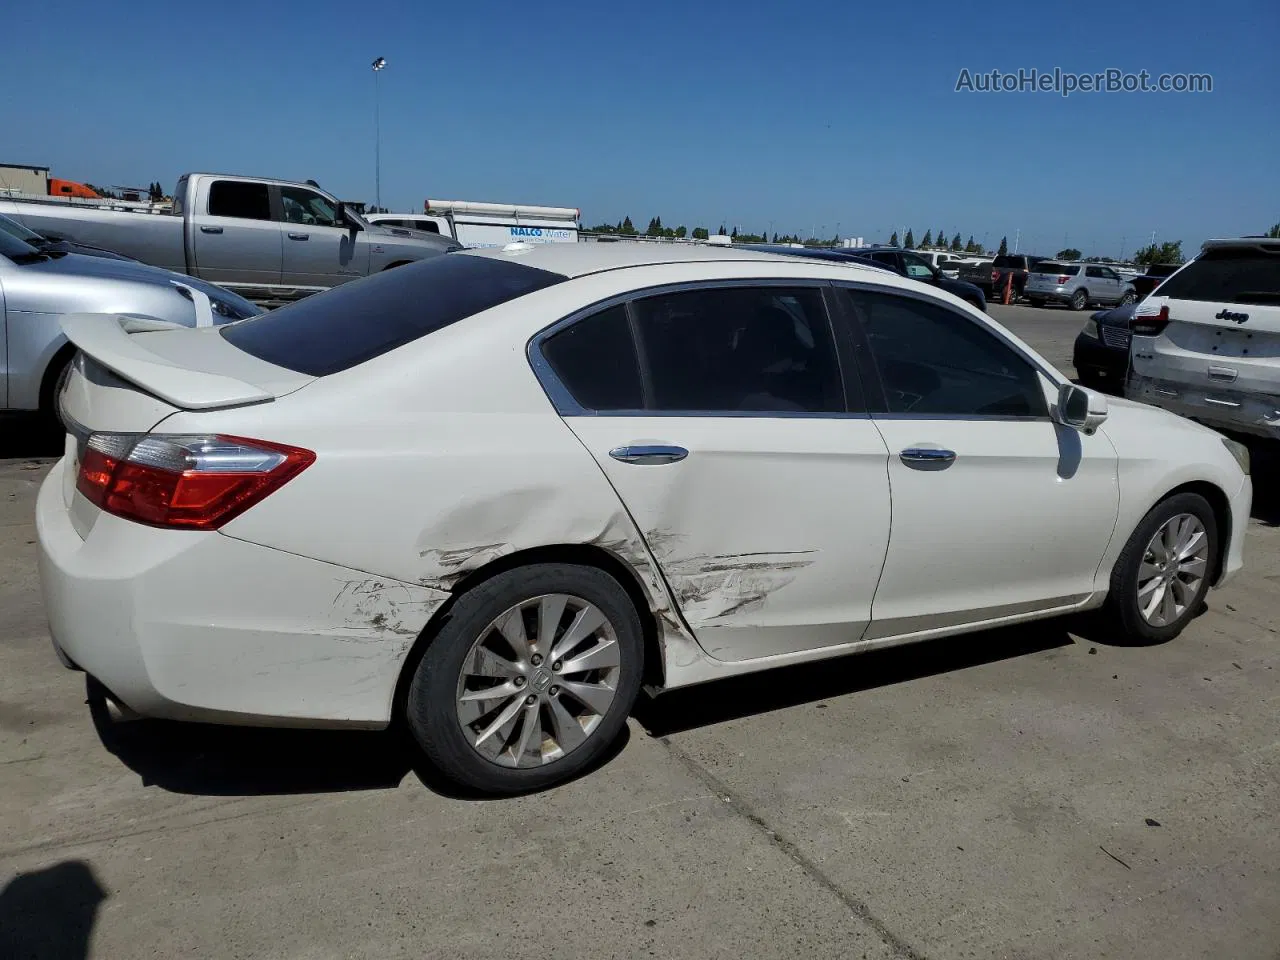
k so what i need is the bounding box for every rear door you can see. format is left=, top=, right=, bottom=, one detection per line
left=538, top=282, right=893, bottom=662
left=1132, top=243, right=1280, bottom=396
left=193, top=180, right=283, bottom=286
left=1085, top=266, right=1111, bottom=302
left=277, top=185, right=365, bottom=288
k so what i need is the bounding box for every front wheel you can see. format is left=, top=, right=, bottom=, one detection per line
left=1099, top=493, right=1217, bottom=643
left=1069, top=289, right=1089, bottom=311
left=405, top=563, right=643, bottom=794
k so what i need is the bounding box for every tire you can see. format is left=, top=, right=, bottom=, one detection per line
left=1099, top=492, right=1218, bottom=643
left=1069, top=288, right=1089, bottom=311
left=1120, top=291, right=1136, bottom=306
left=405, top=563, right=643, bottom=794
left=39, top=350, right=76, bottom=429
left=1027, top=297, right=1046, bottom=308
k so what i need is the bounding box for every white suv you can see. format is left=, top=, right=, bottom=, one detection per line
left=1128, top=238, right=1280, bottom=439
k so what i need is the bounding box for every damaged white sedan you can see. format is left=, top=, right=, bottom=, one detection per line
left=38, top=243, right=1251, bottom=793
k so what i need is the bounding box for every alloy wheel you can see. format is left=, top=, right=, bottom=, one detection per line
left=1137, top=513, right=1209, bottom=627
left=455, top=593, right=621, bottom=768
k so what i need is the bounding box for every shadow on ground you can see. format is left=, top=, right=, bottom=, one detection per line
left=87, top=624, right=1071, bottom=798
left=0, top=860, right=106, bottom=960
left=0, top=414, right=61, bottom=461
left=635, top=621, right=1075, bottom=736
left=1244, top=437, right=1280, bottom=527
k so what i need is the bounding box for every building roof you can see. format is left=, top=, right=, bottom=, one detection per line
left=0, top=162, right=51, bottom=172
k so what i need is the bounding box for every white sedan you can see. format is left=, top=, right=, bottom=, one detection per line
left=38, top=243, right=1251, bottom=794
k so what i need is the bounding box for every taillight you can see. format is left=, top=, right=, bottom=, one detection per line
left=991, top=270, right=999, bottom=281
left=1057, top=275, right=1070, bottom=284
left=1131, top=304, right=1171, bottom=337
left=76, top=434, right=314, bottom=530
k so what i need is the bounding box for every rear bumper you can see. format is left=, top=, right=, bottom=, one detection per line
left=1026, top=287, right=1072, bottom=302
left=36, top=458, right=440, bottom=728
left=1125, top=374, right=1280, bottom=440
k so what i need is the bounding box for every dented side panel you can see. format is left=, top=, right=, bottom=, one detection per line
left=562, top=415, right=893, bottom=662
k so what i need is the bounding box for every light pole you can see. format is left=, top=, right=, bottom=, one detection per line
left=372, top=57, right=387, bottom=211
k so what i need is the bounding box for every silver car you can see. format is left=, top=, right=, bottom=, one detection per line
left=0, top=228, right=259, bottom=416
left=1025, top=262, right=1136, bottom=311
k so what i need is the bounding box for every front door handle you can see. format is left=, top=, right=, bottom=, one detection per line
left=288, top=232, right=310, bottom=241
left=899, top=447, right=956, bottom=469
left=199, top=225, right=223, bottom=234
left=609, top=444, right=688, bottom=465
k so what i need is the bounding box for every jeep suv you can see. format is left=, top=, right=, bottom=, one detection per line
left=1127, top=238, right=1280, bottom=439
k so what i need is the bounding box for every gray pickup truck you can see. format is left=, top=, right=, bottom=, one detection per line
left=0, top=173, right=459, bottom=304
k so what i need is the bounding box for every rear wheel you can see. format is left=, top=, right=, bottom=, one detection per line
left=1070, top=288, right=1089, bottom=311
left=1120, top=291, right=1136, bottom=306
left=405, top=563, right=643, bottom=794
left=1099, top=493, right=1217, bottom=643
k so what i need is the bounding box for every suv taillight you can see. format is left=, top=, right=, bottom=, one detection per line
left=1057, top=275, right=1070, bottom=284
left=1130, top=304, right=1171, bottom=337
left=991, top=269, right=999, bottom=281
left=76, top=434, right=314, bottom=530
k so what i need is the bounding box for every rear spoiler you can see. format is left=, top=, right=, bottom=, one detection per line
left=60, top=313, right=273, bottom=410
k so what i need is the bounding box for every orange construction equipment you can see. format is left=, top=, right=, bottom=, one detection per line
left=1002, top=271, right=1013, bottom=305
left=47, top=178, right=100, bottom=199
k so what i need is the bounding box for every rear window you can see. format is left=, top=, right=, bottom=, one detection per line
left=1152, top=247, right=1280, bottom=306
left=208, top=180, right=271, bottom=220
left=1033, top=263, right=1080, bottom=276
left=992, top=256, right=1026, bottom=268
left=222, top=254, right=566, bottom=376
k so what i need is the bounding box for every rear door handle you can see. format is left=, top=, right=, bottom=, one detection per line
left=288, top=232, right=309, bottom=241
left=609, top=444, right=688, bottom=465
left=899, top=447, right=956, bottom=469
left=199, top=225, right=223, bottom=234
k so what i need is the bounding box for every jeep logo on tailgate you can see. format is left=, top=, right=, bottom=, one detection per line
left=1216, top=308, right=1250, bottom=324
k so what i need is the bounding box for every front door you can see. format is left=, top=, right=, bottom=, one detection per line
left=277, top=186, right=365, bottom=289
left=538, top=284, right=893, bottom=662
left=838, top=286, right=1119, bottom=639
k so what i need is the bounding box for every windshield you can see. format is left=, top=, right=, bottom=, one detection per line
left=1153, top=247, right=1280, bottom=305
left=0, top=212, right=44, bottom=244
left=222, top=253, right=566, bottom=375
left=0, top=218, right=40, bottom=259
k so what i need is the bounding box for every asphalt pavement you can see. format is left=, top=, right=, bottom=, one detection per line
left=2, top=304, right=1278, bottom=959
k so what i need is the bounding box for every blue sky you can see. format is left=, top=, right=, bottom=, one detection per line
left=4, top=0, right=1277, bottom=258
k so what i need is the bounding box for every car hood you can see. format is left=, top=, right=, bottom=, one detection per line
left=21, top=252, right=247, bottom=301
left=1093, top=303, right=1137, bottom=326
left=937, top=276, right=984, bottom=299
left=363, top=223, right=460, bottom=251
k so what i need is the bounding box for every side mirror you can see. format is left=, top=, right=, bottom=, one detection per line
left=336, top=202, right=359, bottom=231
left=1056, top=382, right=1108, bottom=434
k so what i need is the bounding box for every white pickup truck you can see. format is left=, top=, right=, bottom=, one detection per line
left=367, top=199, right=580, bottom=248
left=0, top=173, right=459, bottom=304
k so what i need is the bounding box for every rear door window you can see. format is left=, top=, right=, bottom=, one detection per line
left=1152, top=247, right=1280, bottom=306
left=630, top=286, right=846, bottom=413
left=541, top=306, right=643, bottom=411
left=207, top=180, right=272, bottom=221
left=223, top=255, right=566, bottom=375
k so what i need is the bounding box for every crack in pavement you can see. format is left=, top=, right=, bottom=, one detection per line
left=660, top=736, right=928, bottom=960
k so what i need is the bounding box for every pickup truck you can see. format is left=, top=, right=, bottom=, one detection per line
left=0, top=174, right=460, bottom=304
left=960, top=254, right=1045, bottom=301
left=1128, top=262, right=1181, bottom=301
